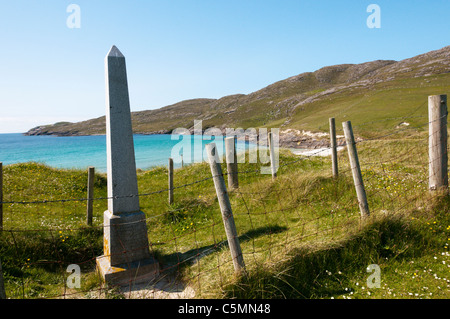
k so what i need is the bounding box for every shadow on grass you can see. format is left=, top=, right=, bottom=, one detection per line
left=0, top=227, right=103, bottom=278
left=157, top=225, right=288, bottom=274
left=220, top=213, right=441, bottom=299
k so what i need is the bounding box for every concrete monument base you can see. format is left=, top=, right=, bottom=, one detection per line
left=96, top=255, right=159, bottom=286
left=97, top=210, right=160, bottom=285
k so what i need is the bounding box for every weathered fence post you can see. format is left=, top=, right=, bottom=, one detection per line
left=329, top=118, right=338, bottom=178
left=206, top=143, right=246, bottom=275
left=168, top=157, right=174, bottom=205
left=0, top=162, right=3, bottom=232
left=86, top=166, right=95, bottom=226
left=268, top=131, right=277, bottom=179
left=343, top=121, right=370, bottom=217
left=428, top=94, right=448, bottom=191
left=0, top=259, right=6, bottom=299
left=225, top=136, right=239, bottom=189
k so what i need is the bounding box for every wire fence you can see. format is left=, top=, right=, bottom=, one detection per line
left=0, top=100, right=448, bottom=299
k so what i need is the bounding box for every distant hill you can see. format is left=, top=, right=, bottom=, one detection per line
left=25, top=46, right=450, bottom=148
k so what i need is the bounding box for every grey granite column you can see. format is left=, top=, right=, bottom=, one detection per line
left=96, top=46, right=159, bottom=285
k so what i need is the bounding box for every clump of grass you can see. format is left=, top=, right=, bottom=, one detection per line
left=164, top=198, right=215, bottom=235
left=220, top=200, right=446, bottom=299
left=0, top=226, right=103, bottom=298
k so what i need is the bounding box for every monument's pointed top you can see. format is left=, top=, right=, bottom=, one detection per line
left=107, top=45, right=124, bottom=58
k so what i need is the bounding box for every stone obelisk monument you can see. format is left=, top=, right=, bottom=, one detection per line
left=96, top=46, right=159, bottom=285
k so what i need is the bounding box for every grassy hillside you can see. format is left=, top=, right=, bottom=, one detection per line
left=25, top=46, right=450, bottom=140
left=292, top=74, right=450, bottom=138
left=1, top=126, right=449, bottom=298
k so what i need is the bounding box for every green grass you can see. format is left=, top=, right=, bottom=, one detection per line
left=288, top=74, right=450, bottom=138
left=1, top=131, right=449, bottom=299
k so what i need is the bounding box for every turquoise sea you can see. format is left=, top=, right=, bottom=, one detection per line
left=0, top=133, right=257, bottom=172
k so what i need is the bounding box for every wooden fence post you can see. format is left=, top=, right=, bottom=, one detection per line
left=268, top=132, right=277, bottom=179
left=329, top=118, right=338, bottom=178
left=343, top=121, right=370, bottom=217
left=225, top=136, right=239, bottom=189
left=428, top=94, right=448, bottom=191
left=86, top=166, right=95, bottom=226
left=0, top=259, right=6, bottom=299
left=168, top=157, right=174, bottom=205
left=206, top=143, right=246, bottom=275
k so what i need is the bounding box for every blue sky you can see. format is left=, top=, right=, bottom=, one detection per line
left=0, top=0, right=449, bottom=133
